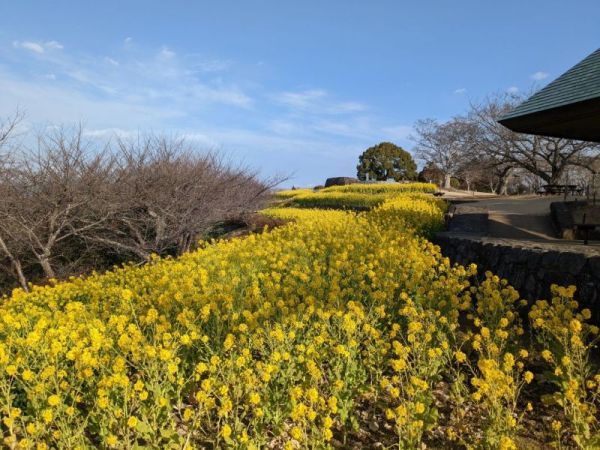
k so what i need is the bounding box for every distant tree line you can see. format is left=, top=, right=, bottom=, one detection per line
left=0, top=112, right=281, bottom=292
left=412, top=93, right=600, bottom=192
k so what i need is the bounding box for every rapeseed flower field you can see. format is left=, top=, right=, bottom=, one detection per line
left=275, top=183, right=441, bottom=211
left=0, top=184, right=598, bottom=449
left=320, top=182, right=437, bottom=195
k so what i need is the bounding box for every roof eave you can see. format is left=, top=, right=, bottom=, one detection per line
left=498, top=97, right=600, bottom=143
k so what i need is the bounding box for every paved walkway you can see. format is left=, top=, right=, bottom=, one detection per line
left=450, top=194, right=598, bottom=245
left=469, top=195, right=560, bottom=241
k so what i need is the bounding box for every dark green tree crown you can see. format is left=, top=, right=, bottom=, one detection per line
left=356, top=142, right=417, bottom=181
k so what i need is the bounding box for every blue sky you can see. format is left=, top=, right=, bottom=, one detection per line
left=1, top=1, right=599, bottom=186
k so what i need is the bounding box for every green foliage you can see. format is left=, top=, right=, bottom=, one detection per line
left=357, top=142, right=417, bottom=182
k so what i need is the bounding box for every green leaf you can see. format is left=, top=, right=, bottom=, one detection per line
left=136, top=420, right=153, bottom=435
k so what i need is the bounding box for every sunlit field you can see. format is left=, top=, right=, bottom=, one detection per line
left=274, top=183, right=442, bottom=211
left=321, top=182, right=437, bottom=194
left=0, top=184, right=598, bottom=449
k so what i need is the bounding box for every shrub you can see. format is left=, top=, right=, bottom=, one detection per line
left=0, top=129, right=278, bottom=292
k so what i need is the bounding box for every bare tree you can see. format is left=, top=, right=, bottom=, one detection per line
left=413, top=94, right=600, bottom=194
left=0, top=191, right=30, bottom=290
left=454, top=156, right=489, bottom=192
left=467, top=94, right=600, bottom=188
left=412, top=118, right=477, bottom=188
left=0, top=125, right=283, bottom=292
left=0, top=125, right=113, bottom=282
left=0, top=110, right=23, bottom=152
left=0, top=111, right=29, bottom=289
left=80, top=134, right=280, bottom=261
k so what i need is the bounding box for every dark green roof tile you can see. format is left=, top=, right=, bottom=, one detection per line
left=501, top=48, right=600, bottom=120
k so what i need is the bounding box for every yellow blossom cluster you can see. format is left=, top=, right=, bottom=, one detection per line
left=262, top=207, right=351, bottom=224
left=321, top=182, right=437, bottom=194
left=461, top=274, right=530, bottom=449
left=530, top=285, right=600, bottom=447
left=273, top=188, right=315, bottom=199
left=0, top=185, right=598, bottom=448
left=291, top=191, right=395, bottom=209
left=290, top=190, right=442, bottom=210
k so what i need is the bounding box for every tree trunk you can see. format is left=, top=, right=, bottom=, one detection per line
left=0, top=236, right=29, bottom=291
left=496, top=167, right=513, bottom=195
left=498, top=177, right=509, bottom=196
left=38, top=253, right=56, bottom=279
left=13, top=259, right=29, bottom=291
left=444, top=173, right=452, bottom=189
left=177, top=232, right=193, bottom=256
left=549, top=168, right=564, bottom=185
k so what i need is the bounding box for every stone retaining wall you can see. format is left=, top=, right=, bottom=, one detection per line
left=550, top=201, right=600, bottom=240
left=433, top=232, right=600, bottom=321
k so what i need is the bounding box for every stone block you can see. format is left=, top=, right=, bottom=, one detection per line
left=557, top=252, right=587, bottom=275
left=540, top=250, right=562, bottom=270
left=324, top=177, right=359, bottom=187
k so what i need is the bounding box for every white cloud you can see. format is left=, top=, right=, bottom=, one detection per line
left=275, top=89, right=327, bottom=109
left=158, top=46, right=176, bottom=60
left=1, top=39, right=257, bottom=128
left=13, top=40, right=63, bottom=53
left=5, top=38, right=256, bottom=109
left=272, top=89, right=367, bottom=114
left=454, top=88, right=467, bottom=95
left=2, top=39, right=381, bottom=186
left=530, top=71, right=549, bottom=81
left=66, top=70, right=118, bottom=95
left=0, top=68, right=182, bottom=127
left=13, top=41, right=44, bottom=53
left=104, top=57, right=119, bottom=66
left=189, top=84, right=252, bottom=108
left=287, top=116, right=412, bottom=143
left=506, top=86, right=519, bottom=94
left=45, top=41, right=64, bottom=50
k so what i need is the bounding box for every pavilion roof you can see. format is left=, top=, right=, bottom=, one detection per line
left=499, top=48, right=600, bottom=142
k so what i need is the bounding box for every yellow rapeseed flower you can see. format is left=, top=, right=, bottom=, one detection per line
left=127, top=416, right=138, bottom=429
